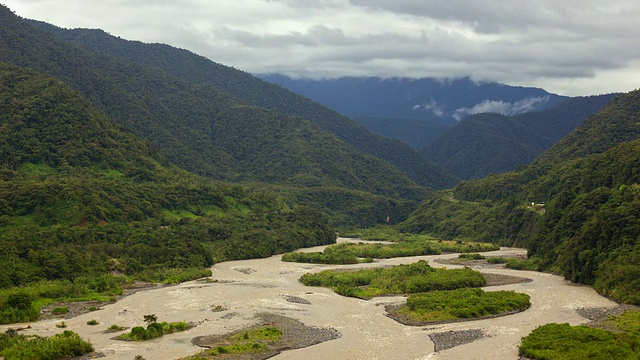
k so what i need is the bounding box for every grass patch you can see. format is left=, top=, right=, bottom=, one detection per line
left=487, top=257, right=509, bottom=264
left=0, top=329, right=93, bottom=360
left=396, top=288, right=530, bottom=323
left=458, top=253, right=485, bottom=260
left=519, top=321, right=640, bottom=360
left=106, top=324, right=126, bottom=332
left=604, top=310, right=640, bottom=333
left=185, top=326, right=282, bottom=359
left=505, top=258, right=540, bottom=271
left=300, top=260, right=486, bottom=299
left=51, top=306, right=68, bottom=315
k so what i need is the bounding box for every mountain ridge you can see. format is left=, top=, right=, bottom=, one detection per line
left=0, top=7, right=433, bottom=202
left=28, top=20, right=458, bottom=189
left=422, top=94, right=618, bottom=179
left=258, top=74, right=568, bottom=149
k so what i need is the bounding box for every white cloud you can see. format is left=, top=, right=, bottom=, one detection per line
left=413, top=99, right=445, bottom=117
left=3, top=0, right=640, bottom=96
left=453, top=96, right=550, bottom=121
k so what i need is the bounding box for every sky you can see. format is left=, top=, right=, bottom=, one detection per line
left=4, top=0, right=640, bottom=96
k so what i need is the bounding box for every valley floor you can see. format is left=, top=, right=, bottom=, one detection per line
left=0, top=239, right=619, bottom=360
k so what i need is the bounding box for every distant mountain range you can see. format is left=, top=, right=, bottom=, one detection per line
left=259, top=74, right=568, bottom=146
left=259, top=74, right=614, bottom=179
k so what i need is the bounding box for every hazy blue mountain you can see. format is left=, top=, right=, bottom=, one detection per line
left=354, top=116, right=452, bottom=150
left=258, top=75, right=568, bottom=146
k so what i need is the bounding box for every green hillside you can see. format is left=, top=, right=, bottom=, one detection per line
left=354, top=116, right=451, bottom=150
left=0, top=6, right=428, bottom=205
left=27, top=21, right=458, bottom=189
left=422, top=95, right=616, bottom=179
left=400, top=90, right=640, bottom=304
left=0, top=62, right=335, bottom=289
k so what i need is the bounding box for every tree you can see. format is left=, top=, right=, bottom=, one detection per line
left=143, top=314, right=157, bottom=324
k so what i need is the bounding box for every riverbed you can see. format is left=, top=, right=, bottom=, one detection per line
left=0, top=238, right=619, bottom=359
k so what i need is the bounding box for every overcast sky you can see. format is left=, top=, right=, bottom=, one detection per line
left=4, top=0, right=640, bottom=96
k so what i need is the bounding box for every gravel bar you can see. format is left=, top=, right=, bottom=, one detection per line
left=190, top=313, right=341, bottom=359
left=429, top=329, right=485, bottom=352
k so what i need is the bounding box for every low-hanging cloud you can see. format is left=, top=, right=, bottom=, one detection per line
left=452, top=96, right=550, bottom=121
left=3, top=0, right=640, bottom=96
left=412, top=99, right=445, bottom=117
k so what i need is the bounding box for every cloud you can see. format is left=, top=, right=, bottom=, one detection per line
left=3, top=0, right=640, bottom=96
left=413, top=99, right=445, bottom=117
left=452, top=96, right=550, bottom=121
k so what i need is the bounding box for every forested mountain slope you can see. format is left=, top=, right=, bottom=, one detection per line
left=0, top=62, right=335, bottom=288
left=0, top=6, right=429, bottom=201
left=354, top=116, right=452, bottom=150
left=423, top=94, right=617, bottom=179
left=29, top=21, right=458, bottom=189
left=400, top=89, right=640, bottom=304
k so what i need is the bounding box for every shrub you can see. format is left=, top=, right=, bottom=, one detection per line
left=51, top=307, right=69, bottom=315
left=0, top=330, right=93, bottom=359
left=6, top=293, right=31, bottom=310
left=87, top=319, right=99, bottom=325
left=487, top=257, right=508, bottom=264
left=106, top=324, right=126, bottom=332
left=118, top=321, right=190, bottom=341
left=458, top=253, right=485, bottom=260
left=506, top=259, right=539, bottom=271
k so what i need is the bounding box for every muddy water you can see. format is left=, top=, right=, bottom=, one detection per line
left=1, top=238, right=618, bottom=359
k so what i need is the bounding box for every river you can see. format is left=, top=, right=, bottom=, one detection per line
left=0, top=238, right=618, bottom=359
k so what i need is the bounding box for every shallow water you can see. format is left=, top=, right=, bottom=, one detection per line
left=1, top=238, right=618, bottom=359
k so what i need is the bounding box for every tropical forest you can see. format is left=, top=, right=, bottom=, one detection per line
left=0, top=3, right=639, bottom=360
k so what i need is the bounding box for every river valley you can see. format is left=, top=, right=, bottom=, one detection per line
left=0, top=238, right=620, bottom=359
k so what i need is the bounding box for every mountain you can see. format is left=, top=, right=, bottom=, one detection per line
left=258, top=74, right=567, bottom=147
left=0, top=62, right=335, bottom=289
left=400, top=89, right=640, bottom=304
left=422, top=94, right=618, bottom=179
left=354, top=116, right=451, bottom=150
left=27, top=20, right=458, bottom=189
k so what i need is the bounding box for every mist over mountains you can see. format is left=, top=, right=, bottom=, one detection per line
left=258, top=74, right=567, bottom=125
